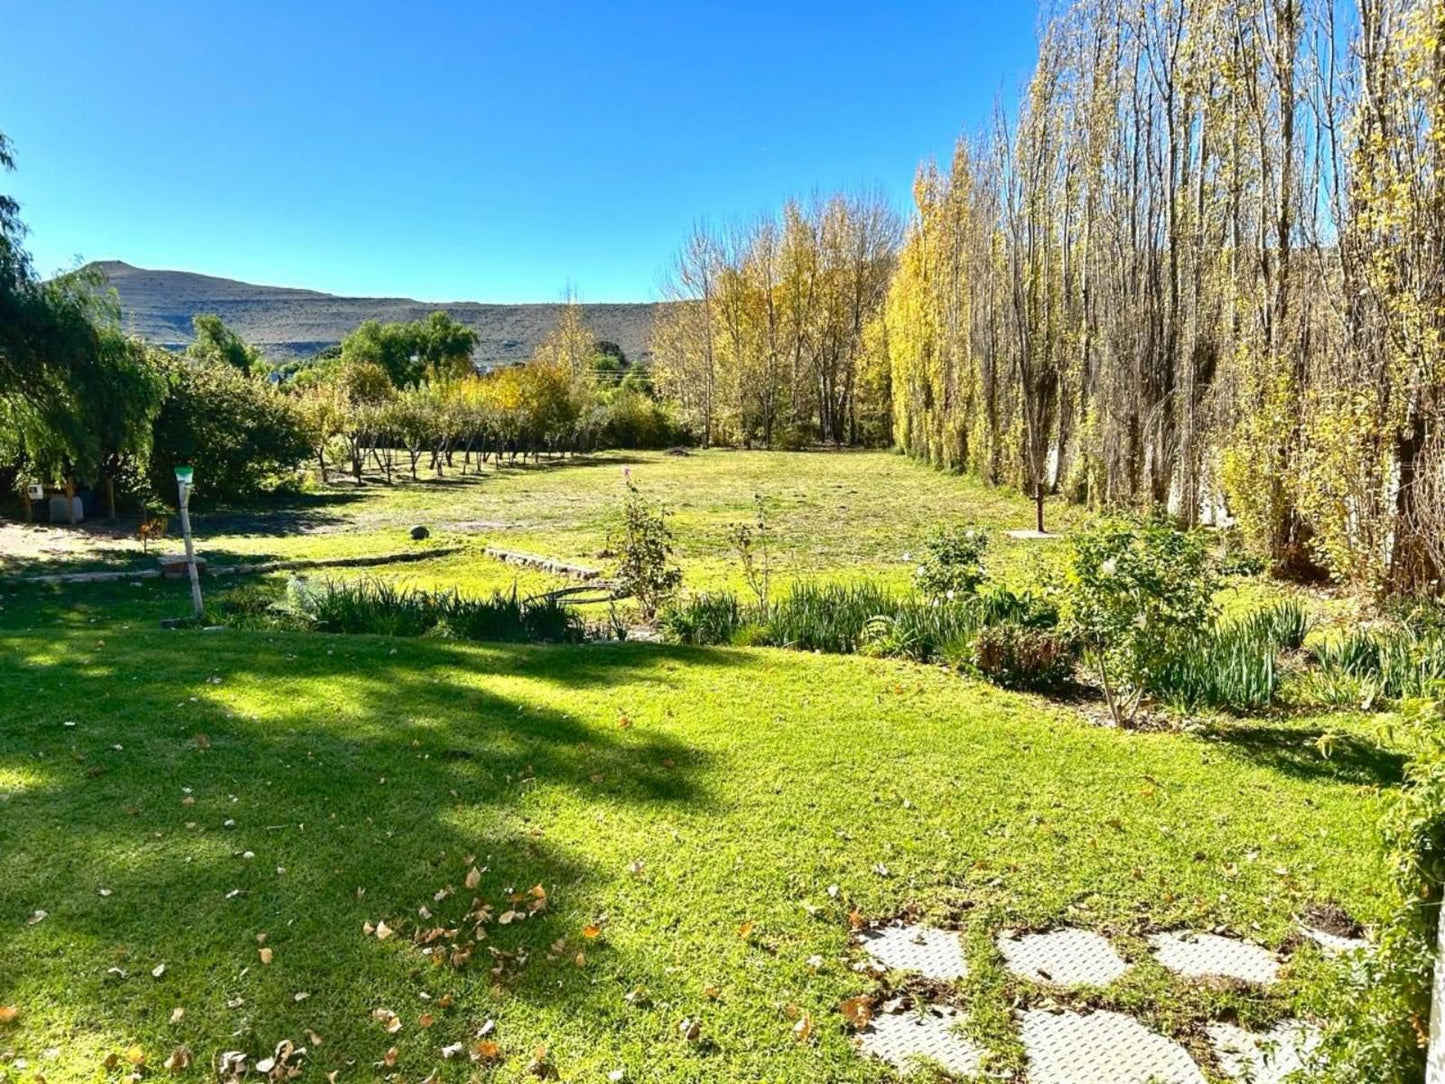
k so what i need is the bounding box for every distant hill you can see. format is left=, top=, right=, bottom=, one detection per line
left=88, top=261, right=664, bottom=368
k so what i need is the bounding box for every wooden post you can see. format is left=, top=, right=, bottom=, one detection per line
left=178, top=476, right=203, bottom=618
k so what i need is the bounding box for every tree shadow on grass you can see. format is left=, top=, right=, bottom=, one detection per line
left=0, top=627, right=736, bottom=1074
left=1199, top=720, right=1406, bottom=788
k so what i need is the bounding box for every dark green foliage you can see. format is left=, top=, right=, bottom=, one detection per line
left=660, top=591, right=748, bottom=646
left=764, top=581, right=896, bottom=653
left=340, top=312, right=479, bottom=387
left=1153, top=620, right=1278, bottom=714
left=1312, top=626, right=1445, bottom=703
left=975, top=581, right=1059, bottom=628
left=147, top=357, right=312, bottom=505
left=660, top=580, right=1079, bottom=693
left=187, top=314, right=265, bottom=376
left=861, top=597, right=985, bottom=662
left=1148, top=601, right=1309, bottom=714
left=216, top=578, right=583, bottom=644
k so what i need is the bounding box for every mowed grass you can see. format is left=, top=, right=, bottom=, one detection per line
left=0, top=451, right=1081, bottom=598
left=0, top=609, right=1393, bottom=1081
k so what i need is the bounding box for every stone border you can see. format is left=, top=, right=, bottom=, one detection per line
left=483, top=547, right=601, bottom=580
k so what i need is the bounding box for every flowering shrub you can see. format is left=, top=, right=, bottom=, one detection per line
left=1058, top=517, right=1215, bottom=724
left=913, top=525, right=990, bottom=600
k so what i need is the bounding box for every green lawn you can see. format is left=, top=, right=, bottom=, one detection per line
left=0, top=606, right=1392, bottom=1082
left=0, top=450, right=1394, bottom=1081
left=0, top=450, right=1083, bottom=599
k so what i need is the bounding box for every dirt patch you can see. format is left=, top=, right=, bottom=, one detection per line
left=0, top=521, right=153, bottom=569
left=1301, top=902, right=1365, bottom=940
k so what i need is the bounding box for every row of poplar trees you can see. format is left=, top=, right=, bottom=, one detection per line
left=654, top=0, right=1444, bottom=597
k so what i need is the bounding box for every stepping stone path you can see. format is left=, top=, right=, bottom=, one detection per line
left=1208, top=1020, right=1320, bottom=1082
left=1148, top=931, right=1281, bottom=986
left=858, top=924, right=968, bottom=981
left=1020, top=1009, right=1207, bottom=1084
left=996, top=927, right=1129, bottom=987
left=848, top=922, right=1337, bottom=1077
left=857, top=1005, right=983, bottom=1077
left=1300, top=923, right=1369, bottom=956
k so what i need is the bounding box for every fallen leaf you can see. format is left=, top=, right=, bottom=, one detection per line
left=419, top=1012, right=435, bottom=1028
left=441, top=1042, right=464, bottom=1059
left=702, top=984, right=720, bottom=1000
left=526, top=1044, right=552, bottom=1077
left=375, top=920, right=394, bottom=940
left=678, top=1018, right=701, bottom=1042
left=738, top=921, right=754, bottom=939
left=151, top=963, right=167, bottom=979
left=792, top=1012, right=813, bottom=1042
left=0, top=1005, right=18, bottom=1024
left=27, top=910, right=47, bottom=925
left=163, top=1045, right=191, bottom=1072
left=169, top=1007, right=184, bottom=1025
left=840, top=997, right=873, bottom=1029
left=581, top=924, right=602, bottom=939
left=259, top=947, right=274, bottom=965
left=465, top=866, right=482, bottom=890
left=124, top=1046, right=146, bottom=1067
left=471, top=1039, right=502, bottom=1063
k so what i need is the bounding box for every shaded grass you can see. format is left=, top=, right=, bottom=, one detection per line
left=0, top=616, right=1391, bottom=1081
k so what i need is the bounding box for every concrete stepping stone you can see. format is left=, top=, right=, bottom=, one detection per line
left=1208, top=1020, right=1320, bottom=1082
left=1148, top=931, right=1280, bottom=986
left=858, top=1005, right=982, bottom=1077
left=1300, top=923, right=1369, bottom=957
left=997, top=928, right=1128, bottom=987
left=1021, top=1009, right=1206, bottom=1084
left=858, top=925, right=968, bottom=981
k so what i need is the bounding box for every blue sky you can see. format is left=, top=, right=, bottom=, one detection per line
left=3, top=1, right=1039, bottom=302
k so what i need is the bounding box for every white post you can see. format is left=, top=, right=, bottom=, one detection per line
left=1428, top=908, right=1445, bottom=1082
left=177, top=476, right=203, bottom=618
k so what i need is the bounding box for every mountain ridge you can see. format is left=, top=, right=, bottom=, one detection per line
left=88, top=261, right=664, bottom=367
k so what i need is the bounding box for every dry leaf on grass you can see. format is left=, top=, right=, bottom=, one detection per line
left=163, top=1045, right=191, bottom=1072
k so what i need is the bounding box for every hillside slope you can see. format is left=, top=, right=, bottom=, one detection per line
left=90, top=261, right=663, bottom=367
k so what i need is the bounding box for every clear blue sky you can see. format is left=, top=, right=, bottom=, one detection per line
left=3, top=1, right=1039, bottom=303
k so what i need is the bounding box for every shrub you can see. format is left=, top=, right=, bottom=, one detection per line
left=614, top=479, right=683, bottom=619
left=1153, top=621, right=1277, bottom=714
left=1311, top=625, right=1445, bottom=704
left=860, top=598, right=984, bottom=662
left=967, top=624, right=1076, bottom=692
left=661, top=591, right=752, bottom=646
left=1316, top=696, right=1444, bottom=1082
left=1250, top=597, right=1311, bottom=652
left=765, top=581, right=896, bottom=653
left=1059, top=517, right=1216, bottom=725
left=147, top=357, right=312, bottom=505
left=913, top=525, right=990, bottom=600
left=974, top=582, right=1059, bottom=628
left=234, top=577, right=584, bottom=643
left=595, top=388, right=685, bottom=450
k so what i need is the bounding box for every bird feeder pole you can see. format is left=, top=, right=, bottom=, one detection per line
left=175, top=466, right=203, bottom=618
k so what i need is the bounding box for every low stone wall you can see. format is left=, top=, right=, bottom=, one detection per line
left=482, top=547, right=601, bottom=581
